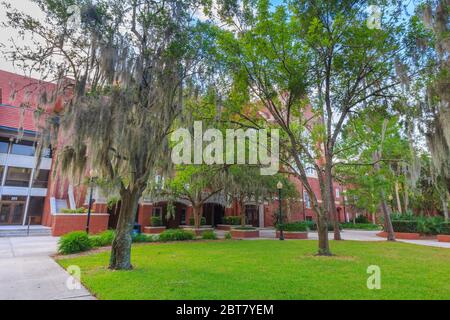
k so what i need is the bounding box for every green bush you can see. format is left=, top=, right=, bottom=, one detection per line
left=61, top=208, right=89, bottom=214
left=391, top=220, right=418, bottom=233
left=341, top=223, right=381, bottom=230
left=306, top=221, right=342, bottom=231
left=355, top=215, right=369, bottom=224
left=224, top=232, right=232, bottom=240
left=202, top=231, right=218, bottom=240
left=223, top=216, right=241, bottom=225
left=58, top=231, right=92, bottom=255
left=189, top=217, right=206, bottom=226
left=232, top=226, right=257, bottom=230
left=440, top=223, right=450, bottom=235
left=89, top=230, right=115, bottom=247
left=278, top=222, right=308, bottom=232
left=132, top=233, right=156, bottom=243
left=416, top=216, right=444, bottom=235
left=151, top=216, right=163, bottom=227
left=159, top=229, right=195, bottom=242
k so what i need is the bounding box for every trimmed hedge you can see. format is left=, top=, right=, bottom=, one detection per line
left=132, top=233, right=156, bottom=243
left=232, top=226, right=257, bottom=231
left=159, top=229, right=195, bottom=242
left=58, top=231, right=92, bottom=255
left=341, top=223, right=381, bottom=230
left=223, top=216, right=241, bottom=225
left=306, top=221, right=342, bottom=231
left=391, top=220, right=418, bottom=233
left=278, top=222, right=309, bottom=232
left=355, top=215, right=370, bottom=224
left=440, top=223, right=450, bottom=235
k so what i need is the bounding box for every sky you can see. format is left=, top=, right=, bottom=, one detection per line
left=0, top=0, right=417, bottom=79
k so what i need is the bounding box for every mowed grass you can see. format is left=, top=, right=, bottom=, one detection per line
left=57, top=240, right=450, bottom=300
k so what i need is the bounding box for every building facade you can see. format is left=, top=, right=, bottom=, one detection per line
left=0, top=70, right=355, bottom=235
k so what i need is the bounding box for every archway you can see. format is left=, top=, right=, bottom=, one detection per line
left=152, top=201, right=189, bottom=229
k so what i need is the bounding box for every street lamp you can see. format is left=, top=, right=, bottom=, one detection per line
left=277, top=181, right=284, bottom=241
left=86, top=169, right=97, bottom=234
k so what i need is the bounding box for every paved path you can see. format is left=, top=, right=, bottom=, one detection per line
left=0, top=237, right=95, bottom=300
left=258, top=229, right=450, bottom=248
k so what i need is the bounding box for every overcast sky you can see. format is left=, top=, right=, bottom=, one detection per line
left=0, top=0, right=46, bottom=77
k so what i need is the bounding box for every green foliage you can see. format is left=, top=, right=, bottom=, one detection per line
left=151, top=216, right=163, bottom=227
left=306, top=221, right=342, bottom=231
left=232, top=226, right=257, bottom=230
left=159, top=229, right=195, bottom=242
left=224, top=232, right=232, bottom=240
left=355, top=216, right=369, bottom=224
left=89, top=230, right=115, bottom=247
left=58, top=232, right=92, bottom=255
left=440, top=223, right=450, bottom=235
left=278, top=222, right=309, bottom=232
left=61, top=208, right=89, bottom=214
left=341, top=223, right=381, bottom=231
left=189, top=217, right=206, bottom=226
left=202, top=231, right=218, bottom=240
left=223, top=216, right=241, bottom=225
left=416, top=216, right=444, bottom=235
left=391, top=220, right=419, bottom=233
left=132, top=233, right=156, bottom=243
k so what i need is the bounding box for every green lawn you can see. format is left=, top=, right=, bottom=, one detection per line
left=58, top=240, right=450, bottom=300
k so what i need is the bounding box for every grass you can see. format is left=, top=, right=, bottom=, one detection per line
left=57, top=240, right=450, bottom=300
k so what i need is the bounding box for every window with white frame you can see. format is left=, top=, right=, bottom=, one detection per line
left=336, top=189, right=340, bottom=199
left=306, top=167, right=315, bottom=176
left=303, top=191, right=311, bottom=209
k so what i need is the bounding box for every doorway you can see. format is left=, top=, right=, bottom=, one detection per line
left=0, top=201, right=26, bottom=225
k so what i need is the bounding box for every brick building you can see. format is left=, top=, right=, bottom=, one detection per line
left=0, top=70, right=355, bottom=236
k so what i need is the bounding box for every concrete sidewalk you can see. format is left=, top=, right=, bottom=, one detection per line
left=0, top=237, right=95, bottom=300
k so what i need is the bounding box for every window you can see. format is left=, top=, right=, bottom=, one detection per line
left=32, top=170, right=50, bottom=188
left=27, top=197, right=45, bottom=225
left=0, top=138, right=9, bottom=154
left=303, top=191, right=311, bottom=209
left=0, top=166, right=4, bottom=182
left=5, top=167, right=32, bottom=187
left=11, top=140, right=35, bottom=157
left=306, top=167, right=315, bottom=176
left=336, top=189, right=340, bottom=199
left=152, top=207, right=162, bottom=219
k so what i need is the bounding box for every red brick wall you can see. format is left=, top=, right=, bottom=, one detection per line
left=138, top=204, right=153, bottom=230
left=51, top=214, right=110, bottom=236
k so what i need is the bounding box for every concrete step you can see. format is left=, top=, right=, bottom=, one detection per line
left=0, top=227, right=52, bottom=238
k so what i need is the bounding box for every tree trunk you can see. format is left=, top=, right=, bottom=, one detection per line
left=380, top=190, right=396, bottom=241
left=403, top=183, right=409, bottom=212
left=193, top=204, right=203, bottom=229
left=109, top=187, right=142, bottom=270
left=441, top=193, right=449, bottom=222
left=317, top=211, right=332, bottom=256
left=325, top=163, right=342, bottom=240
left=395, top=182, right=402, bottom=214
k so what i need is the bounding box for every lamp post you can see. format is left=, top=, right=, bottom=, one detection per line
left=277, top=181, right=284, bottom=241
left=86, top=169, right=97, bottom=234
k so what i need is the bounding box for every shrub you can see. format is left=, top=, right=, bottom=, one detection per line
left=224, top=232, right=232, bottom=240
left=306, top=222, right=342, bottom=231
left=440, top=223, right=450, bottom=235
left=391, top=220, right=418, bottom=233
left=159, top=229, right=195, bottom=242
left=278, top=222, right=308, bottom=232
left=90, top=230, right=115, bottom=247
left=189, top=217, right=206, bottom=226
left=417, top=216, right=444, bottom=235
left=223, top=216, right=241, bottom=225
left=61, top=208, right=89, bottom=214
left=151, top=216, right=163, bottom=227
left=202, top=231, right=218, bottom=240
left=58, top=231, right=92, bottom=255
left=341, top=223, right=381, bottom=231
left=355, top=215, right=369, bottom=224
left=132, top=233, right=155, bottom=243
left=232, top=226, right=257, bottom=230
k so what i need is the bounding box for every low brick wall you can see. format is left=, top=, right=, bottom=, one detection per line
left=143, top=227, right=167, bottom=234
left=231, top=229, right=260, bottom=239
left=376, top=231, right=421, bottom=240
left=276, top=231, right=308, bottom=239
left=51, top=214, right=110, bottom=236
left=437, top=235, right=450, bottom=243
